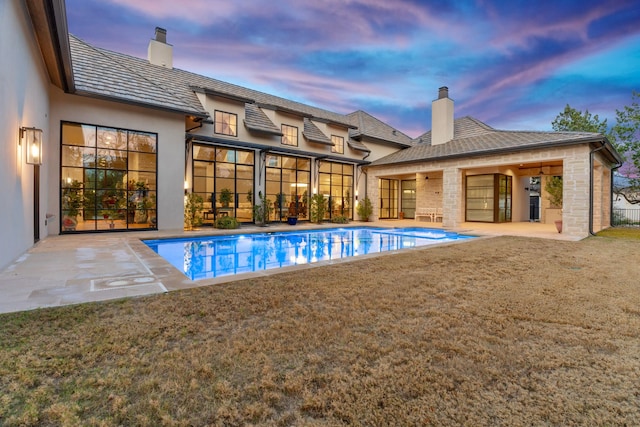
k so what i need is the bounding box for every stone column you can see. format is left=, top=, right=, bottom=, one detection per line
left=442, top=168, right=461, bottom=227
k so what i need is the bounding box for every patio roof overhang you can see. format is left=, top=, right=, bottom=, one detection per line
left=186, top=134, right=371, bottom=165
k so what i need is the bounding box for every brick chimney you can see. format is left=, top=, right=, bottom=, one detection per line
left=431, top=86, right=454, bottom=145
left=148, top=27, right=173, bottom=68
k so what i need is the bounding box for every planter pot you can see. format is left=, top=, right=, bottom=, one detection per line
left=62, top=216, right=77, bottom=231
left=287, top=216, right=298, bottom=225
left=554, top=220, right=563, bottom=233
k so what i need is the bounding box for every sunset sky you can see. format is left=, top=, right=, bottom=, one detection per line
left=65, top=0, right=640, bottom=138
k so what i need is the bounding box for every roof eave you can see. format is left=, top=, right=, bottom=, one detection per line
left=243, top=121, right=283, bottom=136
left=372, top=136, right=615, bottom=167
left=258, top=103, right=355, bottom=129
left=191, top=86, right=254, bottom=104
left=187, top=133, right=370, bottom=165
left=74, top=89, right=208, bottom=118
left=358, top=134, right=412, bottom=148
left=26, top=0, right=75, bottom=92
left=303, top=134, right=333, bottom=146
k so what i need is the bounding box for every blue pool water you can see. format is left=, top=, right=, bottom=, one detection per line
left=144, top=227, right=473, bottom=281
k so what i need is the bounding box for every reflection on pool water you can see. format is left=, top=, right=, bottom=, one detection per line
left=144, top=227, right=474, bottom=281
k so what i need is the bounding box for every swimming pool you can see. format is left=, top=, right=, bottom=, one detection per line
left=144, top=227, right=473, bottom=281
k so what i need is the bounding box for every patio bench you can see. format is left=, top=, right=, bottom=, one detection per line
left=415, top=208, right=436, bottom=222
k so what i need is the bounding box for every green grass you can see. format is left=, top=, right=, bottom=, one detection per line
left=596, top=226, right=640, bottom=239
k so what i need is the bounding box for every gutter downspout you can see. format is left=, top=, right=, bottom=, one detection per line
left=588, top=141, right=608, bottom=236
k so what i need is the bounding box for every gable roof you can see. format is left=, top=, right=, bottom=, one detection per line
left=371, top=116, right=621, bottom=166
left=347, top=110, right=413, bottom=148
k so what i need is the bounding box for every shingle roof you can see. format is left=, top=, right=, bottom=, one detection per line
left=244, top=103, right=282, bottom=135
left=347, top=138, right=371, bottom=153
left=372, top=116, right=609, bottom=166
left=70, top=35, right=206, bottom=116
left=69, top=35, right=355, bottom=127
left=302, top=118, right=333, bottom=145
left=347, top=110, right=413, bottom=147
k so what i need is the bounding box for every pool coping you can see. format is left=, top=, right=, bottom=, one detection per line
left=138, top=225, right=478, bottom=285
left=0, top=219, right=570, bottom=314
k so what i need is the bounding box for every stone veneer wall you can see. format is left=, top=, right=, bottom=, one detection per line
left=367, top=144, right=611, bottom=238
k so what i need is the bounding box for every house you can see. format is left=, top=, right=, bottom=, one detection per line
left=0, top=0, right=623, bottom=271
left=367, top=87, right=622, bottom=235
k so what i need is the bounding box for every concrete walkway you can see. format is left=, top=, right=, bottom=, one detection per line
left=0, top=220, right=578, bottom=314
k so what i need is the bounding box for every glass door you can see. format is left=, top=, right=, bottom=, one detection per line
left=401, top=180, right=416, bottom=219
left=379, top=178, right=398, bottom=219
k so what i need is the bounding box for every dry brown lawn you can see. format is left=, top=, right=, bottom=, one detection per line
left=1, top=233, right=640, bottom=426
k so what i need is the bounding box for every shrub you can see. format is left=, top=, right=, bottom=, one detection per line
left=184, top=193, right=203, bottom=230
left=215, top=216, right=239, bottom=229
left=310, top=194, right=327, bottom=223
left=356, top=196, right=373, bottom=221
left=253, top=191, right=272, bottom=224
left=545, top=176, right=563, bottom=208
left=331, top=215, right=349, bottom=224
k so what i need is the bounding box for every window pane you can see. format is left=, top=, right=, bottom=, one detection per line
left=266, top=168, right=280, bottom=182
left=266, top=155, right=280, bottom=168
left=216, top=148, right=236, bottom=164
left=194, top=145, right=215, bottom=160
left=282, top=156, right=296, bottom=169
left=129, top=131, right=157, bottom=153
left=236, top=165, right=253, bottom=180
left=128, top=152, right=156, bottom=172
left=97, top=149, right=127, bottom=170
left=236, top=150, right=254, bottom=165
left=97, top=127, right=126, bottom=150
left=297, top=158, right=310, bottom=170
left=62, top=123, right=95, bottom=147
left=62, top=146, right=88, bottom=167
left=216, top=163, right=235, bottom=180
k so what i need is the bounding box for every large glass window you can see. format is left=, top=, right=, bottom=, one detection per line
left=318, top=161, right=354, bottom=220
left=281, top=124, right=298, bottom=146
left=192, top=145, right=254, bottom=224
left=266, top=154, right=310, bottom=222
left=331, top=135, right=344, bottom=154
left=214, top=110, right=237, bottom=137
left=60, top=122, right=157, bottom=232
left=466, top=174, right=512, bottom=223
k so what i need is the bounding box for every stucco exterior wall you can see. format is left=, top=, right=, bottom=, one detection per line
left=366, top=144, right=603, bottom=237
left=0, top=0, right=51, bottom=269
left=49, top=89, right=187, bottom=233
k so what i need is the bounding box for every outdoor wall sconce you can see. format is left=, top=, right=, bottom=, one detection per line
left=20, top=127, right=43, bottom=165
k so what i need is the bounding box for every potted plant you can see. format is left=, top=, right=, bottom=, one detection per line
left=62, top=179, right=83, bottom=231
left=287, top=199, right=299, bottom=225
left=356, top=196, right=373, bottom=221
left=545, top=176, right=563, bottom=233
left=219, top=188, right=233, bottom=208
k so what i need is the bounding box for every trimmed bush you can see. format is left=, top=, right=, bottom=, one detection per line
left=331, top=215, right=350, bottom=224
left=215, top=216, right=239, bottom=229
